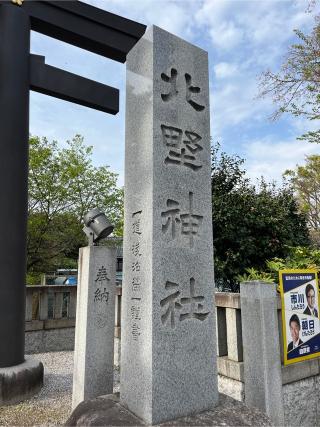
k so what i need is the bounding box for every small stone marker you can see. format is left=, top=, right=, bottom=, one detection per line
left=240, top=281, right=284, bottom=426
left=121, top=25, right=218, bottom=424
left=72, top=246, right=116, bottom=409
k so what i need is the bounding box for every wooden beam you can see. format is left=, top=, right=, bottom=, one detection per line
left=30, top=54, right=119, bottom=114
left=16, top=0, right=146, bottom=62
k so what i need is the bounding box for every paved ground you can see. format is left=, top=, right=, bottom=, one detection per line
left=0, top=352, right=271, bottom=427
left=0, top=352, right=74, bottom=426
left=0, top=351, right=120, bottom=426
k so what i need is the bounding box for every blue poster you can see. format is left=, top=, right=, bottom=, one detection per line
left=279, top=270, right=320, bottom=365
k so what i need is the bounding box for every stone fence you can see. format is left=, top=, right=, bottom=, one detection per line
left=25, top=285, right=121, bottom=354
left=25, top=283, right=320, bottom=426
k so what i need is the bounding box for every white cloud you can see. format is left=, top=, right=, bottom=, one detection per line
left=209, top=21, right=244, bottom=50
left=243, top=138, right=320, bottom=184
left=204, top=0, right=320, bottom=137
left=210, top=76, right=274, bottom=140
left=214, top=62, right=238, bottom=79
left=289, top=115, right=320, bottom=136
left=84, top=0, right=199, bottom=40
left=196, top=0, right=318, bottom=61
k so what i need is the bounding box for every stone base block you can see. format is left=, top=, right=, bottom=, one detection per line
left=66, top=393, right=272, bottom=426
left=218, top=375, right=244, bottom=402
left=0, top=356, right=43, bottom=405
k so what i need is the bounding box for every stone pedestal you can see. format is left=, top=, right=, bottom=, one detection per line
left=66, top=393, right=272, bottom=427
left=121, top=25, right=218, bottom=425
left=0, top=357, right=43, bottom=406
left=240, top=281, right=284, bottom=426
left=72, top=246, right=116, bottom=409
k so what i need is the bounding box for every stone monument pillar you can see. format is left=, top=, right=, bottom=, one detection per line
left=72, top=246, right=116, bottom=409
left=121, top=25, right=218, bottom=424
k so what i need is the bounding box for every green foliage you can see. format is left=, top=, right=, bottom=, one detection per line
left=284, top=155, right=320, bottom=240
left=27, top=135, right=123, bottom=282
left=26, top=272, right=42, bottom=286
left=297, top=130, right=320, bottom=144
left=258, top=14, right=320, bottom=144
left=212, top=143, right=310, bottom=291
left=236, top=267, right=275, bottom=284
left=267, top=246, right=320, bottom=272
left=239, top=246, right=320, bottom=287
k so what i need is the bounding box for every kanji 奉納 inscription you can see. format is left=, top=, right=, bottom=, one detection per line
left=94, top=266, right=110, bottom=283
left=93, top=264, right=111, bottom=329
left=94, top=288, right=109, bottom=303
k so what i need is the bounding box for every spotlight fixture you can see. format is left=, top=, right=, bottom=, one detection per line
left=83, top=207, right=114, bottom=246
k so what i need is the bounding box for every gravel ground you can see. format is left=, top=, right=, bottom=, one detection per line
left=0, top=351, right=120, bottom=427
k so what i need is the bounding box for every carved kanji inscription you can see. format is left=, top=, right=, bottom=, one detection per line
left=161, top=192, right=203, bottom=248
left=161, top=68, right=205, bottom=111
left=161, top=124, right=203, bottom=171
left=160, top=277, right=210, bottom=329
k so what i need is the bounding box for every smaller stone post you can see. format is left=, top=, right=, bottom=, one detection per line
left=240, top=281, right=284, bottom=426
left=72, top=246, right=116, bottom=409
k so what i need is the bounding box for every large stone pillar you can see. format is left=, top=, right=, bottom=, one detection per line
left=121, top=25, right=218, bottom=424
left=0, top=3, right=30, bottom=368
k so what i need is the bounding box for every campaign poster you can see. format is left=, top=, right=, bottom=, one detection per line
left=279, top=270, right=320, bottom=365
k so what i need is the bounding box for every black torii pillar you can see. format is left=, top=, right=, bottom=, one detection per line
left=0, top=3, right=30, bottom=368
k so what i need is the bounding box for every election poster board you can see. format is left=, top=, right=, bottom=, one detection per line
left=279, top=269, right=320, bottom=365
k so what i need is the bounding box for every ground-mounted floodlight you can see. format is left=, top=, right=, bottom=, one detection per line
left=83, top=208, right=114, bottom=246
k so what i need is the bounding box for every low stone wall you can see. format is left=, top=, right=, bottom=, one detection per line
left=217, top=357, right=244, bottom=402
left=26, top=327, right=121, bottom=369
left=25, top=285, right=320, bottom=426
left=218, top=376, right=244, bottom=402
left=216, top=354, right=320, bottom=426
left=283, top=376, right=320, bottom=427
left=282, top=358, right=320, bottom=427
left=25, top=328, right=75, bottom=354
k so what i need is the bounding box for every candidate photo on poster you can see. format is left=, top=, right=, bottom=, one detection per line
left=303, top=283, right=318, bottom=317
left=287, top=314, right=303, bottom=352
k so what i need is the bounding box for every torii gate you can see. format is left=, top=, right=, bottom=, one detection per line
left=0, top=0, right=145, bottom=370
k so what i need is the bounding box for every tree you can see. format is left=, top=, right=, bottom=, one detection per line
left=284, top=154, right=320, bottom=244
left=27, top=135, right=123, bottom=282
left=212, top=144, right=310, bottom=291
left=258, top=14, right=320, bottom=144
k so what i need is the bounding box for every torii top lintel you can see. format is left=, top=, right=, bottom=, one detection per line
left=10, top=0, right=146, bottom=63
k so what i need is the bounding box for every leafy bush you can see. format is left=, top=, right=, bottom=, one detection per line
left=212, top=143, right=310, bottom=291
left=236, top=267, right=275, bottom=284
left=237, top=246, right=320, bottom=289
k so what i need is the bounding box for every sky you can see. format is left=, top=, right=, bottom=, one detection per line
left=29, top=0, right=320, bottom=187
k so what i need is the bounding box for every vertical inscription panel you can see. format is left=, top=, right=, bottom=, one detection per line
left=121, top=26, right=218, bottom=425
left=121, top=25, right=154, bottom=421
